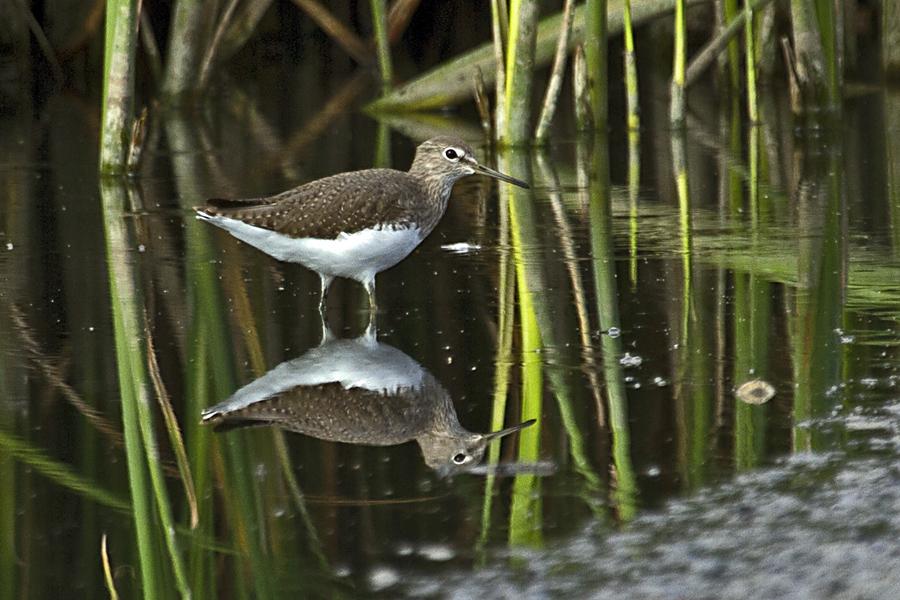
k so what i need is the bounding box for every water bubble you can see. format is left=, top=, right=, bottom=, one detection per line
left=620, top=353, right=643, bottom=367
left=418, top=543, right=456, bottom=562
left=368, top=566, right=399, bottom=592
left=395, top=542, right=414, bottom=556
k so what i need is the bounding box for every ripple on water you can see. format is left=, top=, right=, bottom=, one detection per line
left=398, top=453, right=900, bottom=599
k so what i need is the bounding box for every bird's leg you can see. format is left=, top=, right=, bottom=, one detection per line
left=318, top=310, right=336, bottom=346
left=364, top=315, right=377, bottom=340
left=318, top=274, right=334, bottom=315
left=365, top=279, right=377, bottom=315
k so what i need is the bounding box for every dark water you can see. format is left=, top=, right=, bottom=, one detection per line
left=2, top=75, right=900, bottom=598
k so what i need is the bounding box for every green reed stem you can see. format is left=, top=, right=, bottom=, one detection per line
left=163, top=0, right=204, bottom=99
left=535, top=0, right=576, bottom=141
left=476, top=191, right=516, bottom=563
left=502, top=149, right=543, bottom=546
left=627, top=129, right=640, bottom=287
left=370, top=0, right=394, bottom=89
left=101, top=535, right=121, bottom=600
left=508, top=297, right=543, bottom=546
left=884, top=0, right=900, bottom=79
left=685, top=0, right=774, bottom=87
left=108, top=180, right=193, bottom=598
left=491, top=0, right=508, bottom=134
left=724, top=0, right=740, bottom=87
left=790, top=145, right=845, bottom=451
left=586, top=134, right=637, bottom=519
left=622, top=0, right=639, bottom=132
left=100, top=178, right=161, bottom=599
left=503, top=0, right=538, bottom=146
left=537, top=152, right=605, bottom=479
left=0, top=429, right=129, bottom=511
left=585, top=0, right=608, bottom=128
left=165, top=112, right=243, bottom=597
left=733, top=274, right=770, bottom=470
left=745, top=8, right=759, bottom=123
left=99, top=0, right=138, bottom=174
left=573, top=45, right=590, bottom=130
left=670, top=0, right=686, bottom=127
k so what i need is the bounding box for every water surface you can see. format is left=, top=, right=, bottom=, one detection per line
left=1, top=82, right=900, bottom=598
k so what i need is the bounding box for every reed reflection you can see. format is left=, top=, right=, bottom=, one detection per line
left=202, top=325, right=534, bottom=477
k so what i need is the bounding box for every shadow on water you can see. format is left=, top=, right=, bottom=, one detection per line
left=3, top=74, right=900, bottom=599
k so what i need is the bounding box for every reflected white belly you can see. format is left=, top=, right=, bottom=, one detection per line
left=199, top=213, right=423, bottom=284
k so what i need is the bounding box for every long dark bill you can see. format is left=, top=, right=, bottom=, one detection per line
left=483, top=418, right=537, bottom=442
left=475, top=163, right=530, bottom=189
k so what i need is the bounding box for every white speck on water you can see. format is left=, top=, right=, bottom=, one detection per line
left=6, top=243, right=12, bottom=250
left=418, top=543, right=456, bottom=562
left=441, top=241, right=482, bottom=254
left=138, top=244, right=146, bottom=252
left=368, top=565, right=400, bottom=592
left=333, top=563, right=351, bottom=577
left=620, top=353, right=643, bottom=367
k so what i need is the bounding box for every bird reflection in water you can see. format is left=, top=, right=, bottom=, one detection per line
left=201, top=324, right=535, bottom=477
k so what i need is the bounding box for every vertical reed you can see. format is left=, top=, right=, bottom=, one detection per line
left=370, top=0, right=394, bottom=89
left=622, top=0, right=640, bottom=132
left=586, top=133, right=637, bottom=519
left=884, top=0, right=900, bottom=79
left=627, top=129, right=640, bottom=286
left=534, top=0, right=576, bottom=141
left=99, top=0, right=138, bottom=173
left=670, top=0, right=687, bottom=126
left=585, top=0, right=608, bottom=128
left=745, top=8, right=759, bottom=123
left=722, top=0, right=741, bottom=87
left=497, top=147, right=544, bottom=545
left=491, top=0, right=509, bottom=135
left=502, top=0, right=539, bottom=146
left=573, top=46, right=591, bottom=130
left=99, top=178, right=161, bottom=598
left=162, top=0, right=205, bottom=99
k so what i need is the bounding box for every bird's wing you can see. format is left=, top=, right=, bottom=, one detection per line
left=197, top=169, right=424, bottom=240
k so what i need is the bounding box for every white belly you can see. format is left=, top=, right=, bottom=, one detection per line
left=199, top=213, right=424, bottom=285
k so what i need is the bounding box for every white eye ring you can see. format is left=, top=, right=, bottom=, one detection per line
left=452, top=453, right=468, bottom=464
left=444, top=148, right=463, bottom=161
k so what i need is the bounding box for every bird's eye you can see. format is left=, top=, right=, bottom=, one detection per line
left=453, top=453, right=467, bottom=464
left=444, top=148, right=460, bottom=161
